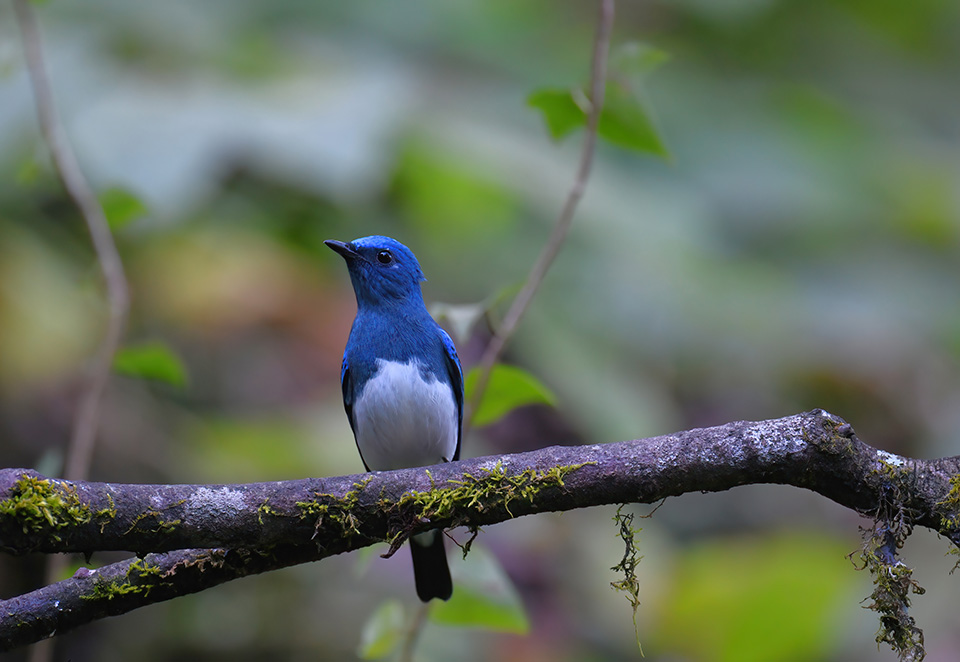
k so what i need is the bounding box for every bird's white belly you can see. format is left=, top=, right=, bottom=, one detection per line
left=353, top=359, right=458, bottom=471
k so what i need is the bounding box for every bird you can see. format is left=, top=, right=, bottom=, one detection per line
left=324, top=235, right=463, bottom=602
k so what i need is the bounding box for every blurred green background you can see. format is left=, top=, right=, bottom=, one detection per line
left=2, top=0, right=960, bottom=660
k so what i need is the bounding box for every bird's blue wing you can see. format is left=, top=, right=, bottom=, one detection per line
left=340, top=354, right=356, bottom=433
left=438, top=328, right=464, bottom=461
left=340, top=353, right=373, bottom=471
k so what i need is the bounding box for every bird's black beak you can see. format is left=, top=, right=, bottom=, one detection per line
left=324, top=239, right=359, bottom=260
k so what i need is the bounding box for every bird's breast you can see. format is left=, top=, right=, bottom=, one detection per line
left=352, top=359, right=458, bottom=471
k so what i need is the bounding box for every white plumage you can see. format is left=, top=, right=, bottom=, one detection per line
left=352, top=359, right=458, bottom=471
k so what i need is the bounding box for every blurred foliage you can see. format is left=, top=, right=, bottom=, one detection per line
left=357, top=599, right=406, bottom=659
left=178, top=416, right=313, bottom=483
left=359, top=545, right=531, bottom=658
left=653, top=531, right=857, bottom=662
left=113, top=341, right=188, bottom=387
left=429, top=545, right=530, bottom=634
left=2, top=0, right=960, bottom=660
left=391, top=136, right=522, bottom=243
left=99, top=187, right=148, bottom=232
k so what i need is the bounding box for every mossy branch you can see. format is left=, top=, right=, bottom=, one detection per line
left=2, top=409, right=960, bottom=654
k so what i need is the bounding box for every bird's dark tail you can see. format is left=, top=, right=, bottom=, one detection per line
left=410, top=529, right=452, bottom=602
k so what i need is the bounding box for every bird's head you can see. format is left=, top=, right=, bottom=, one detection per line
left=325, top=236, right=427, bottom=307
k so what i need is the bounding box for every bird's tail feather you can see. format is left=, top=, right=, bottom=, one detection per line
left=410, top=529, right=452, bottom=602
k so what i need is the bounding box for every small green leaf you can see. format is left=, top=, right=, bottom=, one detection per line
left=99, top=187, right=148, bottom=231
left=597, top=84, right=669, bottom=157
left=430, top=545, right=530, bottom=633
left=357, top=599, right=405, bottom=659
left=527, top=88, right=587, bottom=141
left=113, top=342, right=188, bottom=387
left=465, top=363, right=556, bottom=427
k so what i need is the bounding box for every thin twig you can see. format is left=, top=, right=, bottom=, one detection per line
left=13, top=0, right=130, bottom=481
left=465, top=0, right=615, bottom=430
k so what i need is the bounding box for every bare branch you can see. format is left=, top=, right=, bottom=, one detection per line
left=466, top=0, right=615, bottom=427
left=0, top=546, right=330, bottom=651
left=2, top=410, right=960, bottom=650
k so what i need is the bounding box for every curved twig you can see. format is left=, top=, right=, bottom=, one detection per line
left=13, top=0, right=130, bottom=482
left=465, top=0, right=616, bottom=429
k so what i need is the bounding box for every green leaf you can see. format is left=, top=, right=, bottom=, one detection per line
left=597, top=84, right=669, bottom=157
left=357, top=599, right=405, bottom=659
left=529, top=85, right=668, bottom=158
left=99, top=187, right=148, bottom=231
left=113, top=342, right=188, bottom=387
left=465, top=363, right=556, bottom=427
left=527, top=88, right=587, bottom=141
left=430, top=545, right=529, bottom=633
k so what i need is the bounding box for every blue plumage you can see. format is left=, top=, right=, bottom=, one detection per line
left=325, top=235, right=463, bottom=601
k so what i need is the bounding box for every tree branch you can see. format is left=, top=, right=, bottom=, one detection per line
left=2, top=409, right=959, bottom=650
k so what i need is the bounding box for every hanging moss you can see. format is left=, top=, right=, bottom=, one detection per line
left=610, top=504, right=643, bottom=654
left=936, top=473, right=960, bottom=530
left=853, top=455, right=926, bottom=662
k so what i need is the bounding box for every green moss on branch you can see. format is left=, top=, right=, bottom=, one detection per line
left=0, top=475, right=91, bottom=548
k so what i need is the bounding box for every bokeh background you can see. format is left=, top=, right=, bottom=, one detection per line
left=2, top=0, right=960, bottom=660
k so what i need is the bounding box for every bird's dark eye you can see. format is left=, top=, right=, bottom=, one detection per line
left=376, top=250, right=393, bottom=264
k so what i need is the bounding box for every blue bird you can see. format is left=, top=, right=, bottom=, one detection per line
left=325, top=235, right=463, bottom=602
